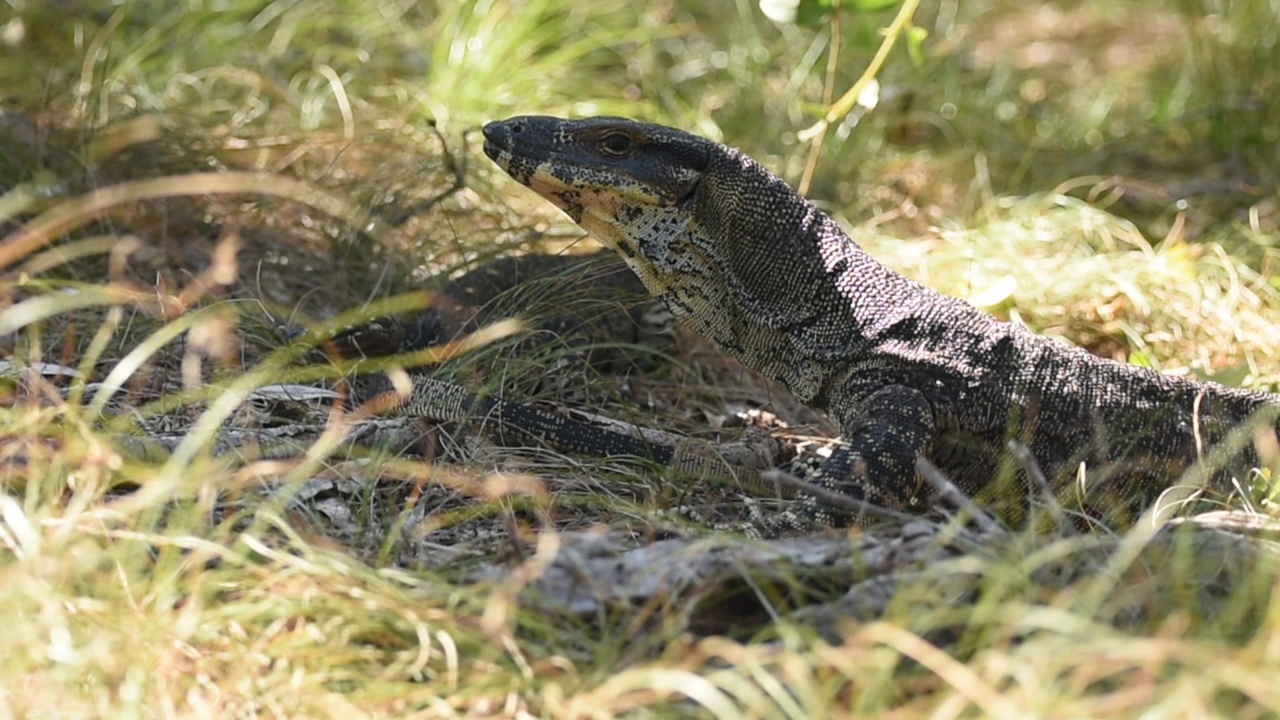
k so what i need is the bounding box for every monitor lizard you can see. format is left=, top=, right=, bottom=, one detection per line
left=315, top=250, right=794, bottom=502
left=482, top=115, right=1280, bottom=529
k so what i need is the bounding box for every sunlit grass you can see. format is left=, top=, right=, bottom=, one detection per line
left=3, top=0, right=1280, bottom=716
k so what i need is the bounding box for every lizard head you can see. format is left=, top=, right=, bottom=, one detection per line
left=482, top=116, right=713, bottom=271
left=484, top=115, right=872, bottom=399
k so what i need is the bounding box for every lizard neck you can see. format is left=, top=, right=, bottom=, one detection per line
left=624, top=149, right=944, bottom=403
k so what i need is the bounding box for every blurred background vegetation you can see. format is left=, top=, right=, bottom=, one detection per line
left=7, top=0, right=1279, bottom=197
left=2, top=0, right=1280, bottom=716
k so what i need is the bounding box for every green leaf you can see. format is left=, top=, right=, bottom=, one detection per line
left=1192, top=361, right=1253, bottom=388
left=795, top=0, right=836, bottom=26
left=969, top=274, right=1017, bottom=310
left=850, top=0, right=903, bottom=11
left=1128, top=349, right=1156, bottom=369
left=906, top=24, right=928, bottom=66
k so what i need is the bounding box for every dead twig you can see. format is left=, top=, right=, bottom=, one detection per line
left=758, top=469, right=923, bottom=524
left=914, top=457, right=1004, bottom=536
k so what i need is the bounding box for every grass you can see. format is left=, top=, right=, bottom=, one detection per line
left=3, top=0, right=1280, bottom=716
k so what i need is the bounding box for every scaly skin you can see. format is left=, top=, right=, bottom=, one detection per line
left=483, top=115, right=1279, bottom=528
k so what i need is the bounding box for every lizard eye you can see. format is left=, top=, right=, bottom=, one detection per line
left=597, top=131, right=636, bottom=157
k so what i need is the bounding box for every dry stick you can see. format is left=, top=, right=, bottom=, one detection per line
left=913, top=456, right=1004, bottom=536
left=500, top=507, right=528, bottom=564
left=798, top=0, right=923, bottom=195
left=758, top=469, right=922, bottom=525
left=379, top=123, right=470, bottom=227
left=1007, top=439, right=1066, bottom=521
left=0, top=172, right=358, bottom=271
left=796, top=5, right=842, bottom=197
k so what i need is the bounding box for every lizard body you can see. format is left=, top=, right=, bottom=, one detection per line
left=483, top=115, right=1280, bottom=527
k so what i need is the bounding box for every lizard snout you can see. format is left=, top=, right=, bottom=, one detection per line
left=481, top=120, right=513, bottom=160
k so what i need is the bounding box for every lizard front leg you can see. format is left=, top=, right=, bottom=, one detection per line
left=795, top=384, right=938, bottom=528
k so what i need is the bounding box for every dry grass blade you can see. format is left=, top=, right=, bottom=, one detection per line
left=854, top=621, right=1022, bottom=717
left=0, top=172, right=359, bottom=270
left=2, top=0, right=1280, bottom=716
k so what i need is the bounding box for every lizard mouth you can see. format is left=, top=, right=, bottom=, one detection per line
left=481, top=137, right=504, bottom=165
left=481, top=119, right=521, bottom=166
